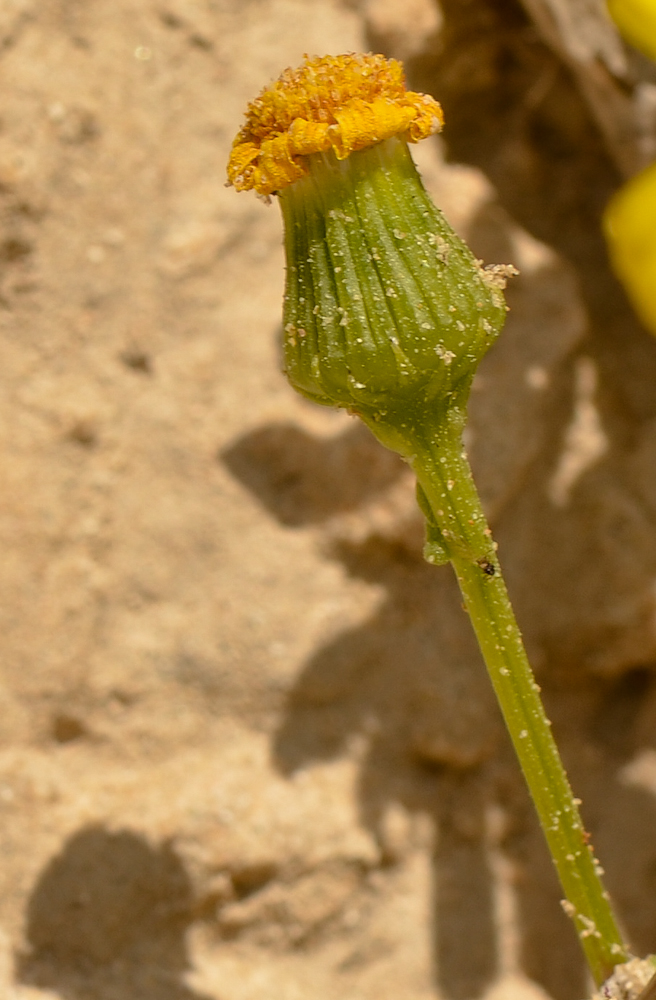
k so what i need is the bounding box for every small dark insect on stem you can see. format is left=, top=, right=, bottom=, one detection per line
left=476, top=557, right=496, bottom=576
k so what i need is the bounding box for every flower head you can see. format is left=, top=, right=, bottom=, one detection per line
left=227, top=53, right=510, bottom=445
left=227, top=53, right=444, bottom=197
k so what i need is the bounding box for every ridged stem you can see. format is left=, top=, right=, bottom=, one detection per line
left=362, top=399, right=629, bottom=985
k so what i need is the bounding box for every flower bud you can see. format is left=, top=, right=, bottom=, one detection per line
left=228, top=53, right=509, bottom=428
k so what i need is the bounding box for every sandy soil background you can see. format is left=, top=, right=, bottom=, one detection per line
left=3, top=1, right=656, bottom=998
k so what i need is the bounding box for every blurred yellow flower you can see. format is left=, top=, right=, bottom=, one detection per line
left=604, top=0, right=656, bottom=334
left=607, top=0, right=656, bottom=59
left=604, top=161, right=656, bottom=335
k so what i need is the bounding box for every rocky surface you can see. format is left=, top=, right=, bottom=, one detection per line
left=2, top=1, right=656, bottom=999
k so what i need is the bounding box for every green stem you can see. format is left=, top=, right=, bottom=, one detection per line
left=362, top=398, right=629, bottom=985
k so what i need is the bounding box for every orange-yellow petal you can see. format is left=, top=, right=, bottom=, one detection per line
left=330, top=97, right=417, bottom=159
left=226, top=53, right=443, bottom=196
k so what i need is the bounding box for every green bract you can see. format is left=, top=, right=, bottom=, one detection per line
left=280, top=136, right=507, bottom=421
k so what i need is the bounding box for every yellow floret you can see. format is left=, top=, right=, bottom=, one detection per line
left=227, top=53, right=444, bottom=196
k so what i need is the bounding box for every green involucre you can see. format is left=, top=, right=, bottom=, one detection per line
left=279, top=136, right=507, bottom=420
